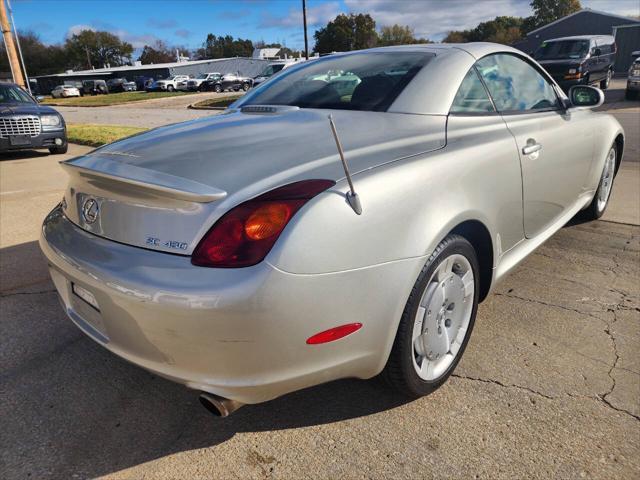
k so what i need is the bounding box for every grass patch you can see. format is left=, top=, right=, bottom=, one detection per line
left=67, top=124, right=149, bottom=147
left=43, top=91, right=193, bottom=107
left=191, top=94, right=243, bottom=109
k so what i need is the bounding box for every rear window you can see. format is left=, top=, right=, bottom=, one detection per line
left=534, top=40, right=589, bottom=60
left=241, top=51, right=433, bottom=112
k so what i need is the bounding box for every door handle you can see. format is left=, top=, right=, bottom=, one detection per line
left=522, top=142, right=542, bottom=156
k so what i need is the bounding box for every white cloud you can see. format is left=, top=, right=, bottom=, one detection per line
left=344, top=0, right=640, bottom=40
left=260, top=1, right=341, bottom=28
left=65, top=23, right=159, bottom=49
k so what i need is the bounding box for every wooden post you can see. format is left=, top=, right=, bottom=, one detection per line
left=0, top=0, right=25, bottom=87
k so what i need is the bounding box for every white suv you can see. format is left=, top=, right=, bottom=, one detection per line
left=152, top=75, right=190, bottom=92
left=186, top=73, right=221, bottom=91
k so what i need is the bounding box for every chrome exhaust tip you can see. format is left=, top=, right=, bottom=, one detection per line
left=199, top=392, right=244, bottom=417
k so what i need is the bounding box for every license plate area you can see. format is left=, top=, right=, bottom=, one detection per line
left=9, top=135, right=31, bottom=146
left=72, top=283, right=100, bottom=311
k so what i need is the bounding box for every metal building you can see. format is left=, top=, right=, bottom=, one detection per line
left=613, top=24, right=640, bottom=73
left=514, top=9, right=639, bottom=73
left=34, top=57, right=270, bottom=94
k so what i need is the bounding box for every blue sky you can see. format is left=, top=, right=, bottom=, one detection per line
left=11, top=0, right=640, bottom=54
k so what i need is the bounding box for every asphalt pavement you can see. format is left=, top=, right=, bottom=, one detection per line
left=0, top=82, right=638, bottom=479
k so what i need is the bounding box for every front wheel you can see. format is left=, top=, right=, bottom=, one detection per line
left=49, top=143, right=68, bottom=155
left=214, top=84, right=222, bottom=93
left=582, top=144, right=617, bottom=220
left=242, top=83, right=250, bottom=92
left=600, top=69, right=612, bottom=90
left=382, top=234, right=479, bottom=397
left=167, top=85, right=175, bottom=92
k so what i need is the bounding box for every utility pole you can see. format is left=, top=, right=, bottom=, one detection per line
left=302, top=0, right=309, bottom=60
left=0, top=0, right=25, bottom=87
left=7, top=0, right=30, bottom=93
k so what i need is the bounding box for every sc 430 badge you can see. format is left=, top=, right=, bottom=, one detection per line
left=146, top=236, right=188, bottom=251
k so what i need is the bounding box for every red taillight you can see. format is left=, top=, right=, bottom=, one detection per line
left=192, top=179, right=335, bottom=268
left=306, top=323, right=363, bottom=344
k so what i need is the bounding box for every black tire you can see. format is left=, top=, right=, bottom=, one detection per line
left=167, top=85, right=175, bottom=92
left=242, top=83, right=250, bottom=92
left=600, top=69, right=611, bottom=90
left=49, top=143, right=68, bottom=155
left=214, top=84, right=222, bottom=93
left=581, top=143, right=617, bottom=221
left=382, top=234, right=480, bottom=397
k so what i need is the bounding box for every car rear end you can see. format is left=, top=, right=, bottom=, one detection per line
left=38, top=146, right=403, bottom=403
left=627, top=58, right=640, bottom=98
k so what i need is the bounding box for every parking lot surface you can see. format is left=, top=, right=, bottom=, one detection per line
left=1, top=85, right=638, bottom=479
left=54, top=91, right=238, bottom=128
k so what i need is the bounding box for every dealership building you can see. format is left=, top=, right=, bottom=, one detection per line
left=34, top=56, right=271, bottom=94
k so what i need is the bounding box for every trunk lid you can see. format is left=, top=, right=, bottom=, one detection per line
left=61, top=108, right=445, bottom=254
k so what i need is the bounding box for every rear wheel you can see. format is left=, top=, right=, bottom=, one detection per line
left=214, top=84, right=222, bottom=93
left=600, top=69, right=612, bottom=90
left=582, top=144, right=617, bottom=220
left=382, top=235, right=479, bottom=397
left=167, top=85, right=175, bottom=92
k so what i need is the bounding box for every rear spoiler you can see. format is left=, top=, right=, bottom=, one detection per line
left=60, top=156, right=227, bottom=203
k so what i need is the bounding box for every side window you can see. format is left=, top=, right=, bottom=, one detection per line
left=475, top=54, right=560, bottom=113
left=450, top=68, right=495, bottom=114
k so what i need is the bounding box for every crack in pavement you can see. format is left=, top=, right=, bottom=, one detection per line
left=452, top=372, right=640, bottom=422
left=0, top=289, right=57, bottom=298
left=493, top=284, right=640, bottom=422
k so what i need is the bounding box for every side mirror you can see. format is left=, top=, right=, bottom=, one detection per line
left=35, top=95, right=45, bottom=103
left=569, top=85, right=604, bottom=109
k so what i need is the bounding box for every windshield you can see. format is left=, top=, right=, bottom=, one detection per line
left=242, top=51, right=432, bottom=111
left=0, top=84, right=34, bottom=104
left=534, top=40, right=589, bottom=60
left=260, top=64, right=286, bottom=77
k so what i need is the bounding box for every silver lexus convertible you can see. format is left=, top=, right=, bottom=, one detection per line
left=40, top=43, right=624, bottom=416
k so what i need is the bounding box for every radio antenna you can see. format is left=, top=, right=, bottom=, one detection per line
left=327, top=114, right=362, bottom=215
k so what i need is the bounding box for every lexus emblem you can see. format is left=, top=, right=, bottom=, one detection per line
left=82, top=198, right=99, bottom=224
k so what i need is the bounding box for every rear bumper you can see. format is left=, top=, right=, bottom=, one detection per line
left=40, top=206, right=417, bottom=403
left=0, top=129, right=67, bottom=153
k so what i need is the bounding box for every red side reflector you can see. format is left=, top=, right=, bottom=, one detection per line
left=306, top=323, right=363, bottom=345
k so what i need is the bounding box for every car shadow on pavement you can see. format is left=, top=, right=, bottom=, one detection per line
left=0, top=149, right=51, bottom=161
left=1, top=240, right=412, bottom=479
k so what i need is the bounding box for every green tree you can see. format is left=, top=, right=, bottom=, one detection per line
left=443, top=16, right=524, bottom=44
left=64, top=30, right=133, bottom=70
left=313, top=14, right=378, bottom=54
left=196, top=34, right=253, bottom=59
left=378, top=24, right=432, bottom=46
left=529, top=0, right=581, bottom=29
left=138, top=41, right=175, bottom=64
left=0, top=31, right=66, bottom=76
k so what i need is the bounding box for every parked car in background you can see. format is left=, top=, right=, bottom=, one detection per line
left=186, top=72, right=221, bottom=91
left=534, top=35, right=616, bottom=92
left=51, top=85, right=81, bottom=98
left=123, top=81, right=137, bottom=92
left=39, top=44, right=624, bottom=417
left=0, top=82, right=67, bottom=154
left=83, top=79, right=108, bottom=95
left=626, top=51, right=640, bottom=100
left=150, top=75, right=190, bottom=92
left=136, top=77, right=154, bottom=91
left=201, top=72, right=253, bottom=92
left=176, top=78, right=190, bottom=91
left=252, top=61, right=295, bottom=87
left=106, top=78, right=128, bottom=93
